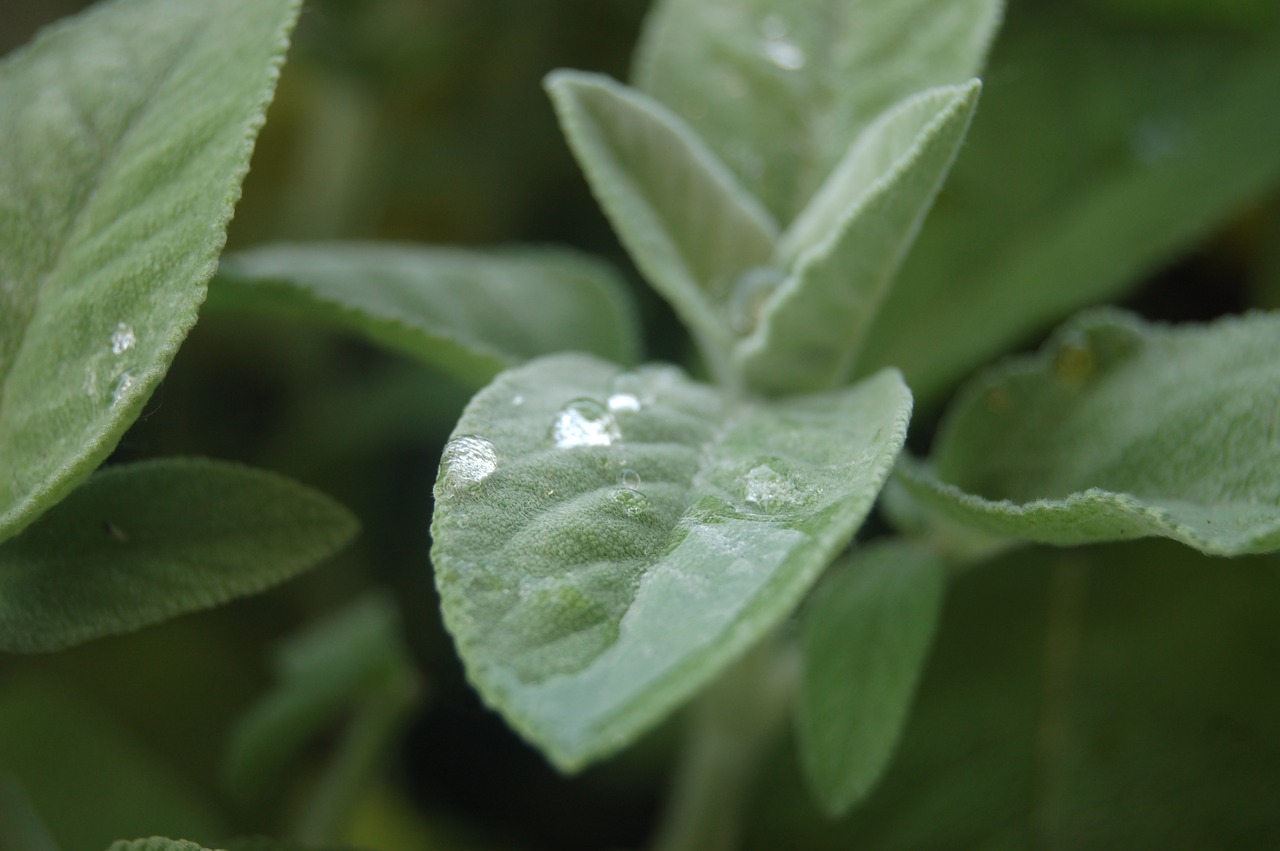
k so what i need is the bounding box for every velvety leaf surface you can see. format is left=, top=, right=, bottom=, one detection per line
left=632, top=0, right=1001, bottom=221
left=797, top=541, right=944, bottom=816
left=0, top=0, right=300, bottom=542
left=224, top=595, right=414, bottom=801
left=545, top=71, right=778, bottom=374
left=858, top=4, right=1280, bottom=403
left=212, top=243, right=640, bottom=384
left=748, top=542, right=1280, bottom=849
left=107, top=841, right=213, bottom=851
left=898, top=309, right=1280, bottom=555
left=431, top=354, right=911, bottom=769
left=736, top=82, right=980, bottom=394
left=0, top=681, right=225, bottom=851
left=0, top=458, right=358, bottom=652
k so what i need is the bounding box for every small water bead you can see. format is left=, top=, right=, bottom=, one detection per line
left=759, top=18, right=806, bottom=73
left=620, top=468, right=642, bottom=489
left=111, top=371, right=136, bottom=404
left=743, top=464, right=800, bottom=512
left=612, top=487, right=651, bottom=518
left=439, top=435, right=498, bottom=492
left=552, top=399, right=620, bottom=448
left=607, top=392, right=642, bottom=414
left=511, top=394, right=525, bottom=406
left=110, top=323, right=136, bottom=355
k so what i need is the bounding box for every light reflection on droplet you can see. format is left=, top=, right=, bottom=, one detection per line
left=620, top=468, right=642, bottom=489
left=110, top=322, right=136, bottom=355
left=552, top=399, right=620, bottom=448
left=440, top=435, right=498, bottom=493
left=743, top=464, right=800, bottom=512
left=607, top=392, right=642, bottom=414
left=762, top=38, right=806, bottom=71
left=111, top=371, right=136, bottom=405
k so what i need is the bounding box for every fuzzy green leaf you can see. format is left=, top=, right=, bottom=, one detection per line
left=212, top=244, right=640, bottom=384
left=797, top=541, right=944, bottom=816
left=898, top=310, right=1280, bottom=556
left=735, top=82, right=980, bottom=394
left=0, top=773, right=60, bottom=851
left=106, top=841, right=212, bottom=851
left=545, top=71, right=778, bottom=375
left=0, top=0, right=300, bottom=542
left=859, top=7, right=1280, bottom=403
left=0, top=458, right=358, bottom=652
left=633, top=0, right=1001, bottom=221
left=431, top=354, right=911, bottom=770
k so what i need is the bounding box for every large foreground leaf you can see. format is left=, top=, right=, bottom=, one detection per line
left=431, top=354, right=911, bottom=769
left=748, top=542, right=1280, bottom=848
left=0, top=0, right=300, bottom=542
left=633, top=0, right=1001, bottom=220
left=212, top=243, right=640, bottom=384
left=0, top=458, right=358, bottom=652
left=797, top=541, right=944, bottom=816
left=859, top=4, right=1280, bottom=403
left=897, top=310, right=1280, bottom=556
left=546, top=71, right=778, bottom=373
left=736, top=82, right=980, bottom=394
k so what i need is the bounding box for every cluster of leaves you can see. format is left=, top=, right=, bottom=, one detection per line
left=3, top=0, right=1280, bottom=848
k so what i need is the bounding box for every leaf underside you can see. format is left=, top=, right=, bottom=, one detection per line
left=0, top=458, right=358, bottom=652
left=431, top=354, right=911, bottom=769
left=0, top=0, right=301, bottom=543
left=898, top=309, right=1280, bottom=556
left=213, top=242, right=641, bottom=385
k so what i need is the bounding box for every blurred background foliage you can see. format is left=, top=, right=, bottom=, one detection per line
left=2, top=0, right=1280, bottom=848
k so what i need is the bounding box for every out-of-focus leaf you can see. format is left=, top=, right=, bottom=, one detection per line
left=0, top=459, right=358, bottom=652
left=546, top=70, right=778, bottom=376
left=859, top=6, right=1280, bottom=403
left=0, top=0, right=300, bottom=542
left=633, top=0, right=1001, bottom=221
left=748, top=541, right=1280, bottom=848
left=212, top=243, right=640, bottom=385
left=431, top=354, right=911, bottom=770
left=106, top=841, right=212, bottom=851
left=736, top=82, right=980, bottom=394
left=0, top=682, right=224, bottom=851
left=898, top=309, right=1280, bottom=556
left=0, top=772, right=60, bottom=851
left=797, top=541, right=944, bottom=816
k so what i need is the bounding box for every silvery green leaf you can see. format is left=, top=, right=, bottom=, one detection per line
left=431, top=354, right=911, bottom=769
left=735, top=82, right=981, bottom=394
left=633, top=0, right=1001, bottom=220
left=213, top=243, right=640, bottom=384
left=545, top=70, right=778, bottom=378
left=0, top=0, right=300, bottom=543
left=898, top=309, right=1280, bottom=556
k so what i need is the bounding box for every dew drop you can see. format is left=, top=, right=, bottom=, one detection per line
left=111, top=371, right=136, bottom=404
left=511, top=394, right=525, bottom=406
left=607, top=392, right=642, bottom=414
left=110, top=322, right=136, bottom=355
left=744, top=464, right=800, bottom=512
left=620, top=468, right=642, bottom=489
left=762, top=37, right=806, bottom=71
left=612, top=487, right=651, bottom=518
left=440, top=435, right=498, bottom=492
left=552, top=399, right=620, bottom=448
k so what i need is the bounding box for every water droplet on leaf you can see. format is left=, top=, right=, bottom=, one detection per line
left=110, top=322, right=136, bottom=355
left=111, top=371, right=136, bottom=404
left=607, top=392, right=642, bottom=414
left=761, top=37, right=806, bottom=71
left=552, top=399, right=620, bottom=448
left=440, top=435, right=498, bottom=492
left=612, top=488, right=651, bottom=517
left=620, top=468, right=642, bottom=489
left=743, top=464, right=800, bottom=512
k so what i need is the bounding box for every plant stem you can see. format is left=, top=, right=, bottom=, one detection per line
left=650, top=634, right=800, bottom=851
